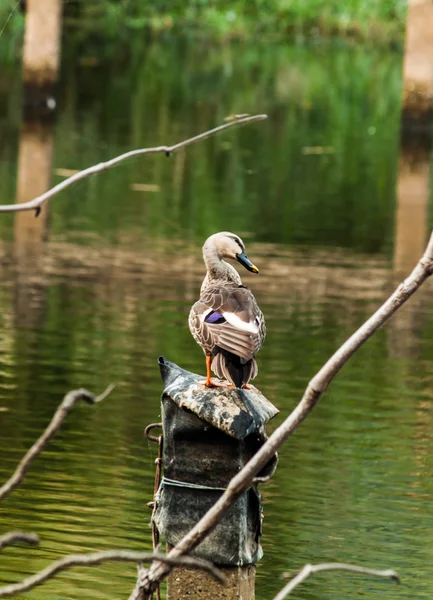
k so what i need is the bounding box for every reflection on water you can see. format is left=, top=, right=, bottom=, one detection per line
left=13, top=119, right=53, bottom=333
left=389, top=143, right=430, bottom=361
left=14, top=120, right=52, bottom=260
left=0, top=36, right=433, bottom=600
left=394, top=147, right=429, bottom=274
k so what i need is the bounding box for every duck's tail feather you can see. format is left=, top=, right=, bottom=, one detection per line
left=211, top=347, right=257, bottom=388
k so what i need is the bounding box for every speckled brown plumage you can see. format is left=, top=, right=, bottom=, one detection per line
left=188, top=232, right=265, bottom=388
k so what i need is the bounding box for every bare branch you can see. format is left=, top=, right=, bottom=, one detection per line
left=0, top=115, right=267, bottom=215
left=0, top=532, right=39, bottom=552
left=0, top=550, right=225, bottom=598
left=0, top=385, right=115, bottom=502
left=273, top=562, right=400, bottom=600
left=140, top=231, right=433, bottom=594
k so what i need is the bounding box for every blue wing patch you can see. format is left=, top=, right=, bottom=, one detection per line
left=204, top=311, right=226, bottom=324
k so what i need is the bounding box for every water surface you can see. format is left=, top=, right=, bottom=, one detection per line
left=1, top=37, right=433, bottom=600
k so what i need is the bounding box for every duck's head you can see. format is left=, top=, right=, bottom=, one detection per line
left=204, top=231, right=259, bottom=274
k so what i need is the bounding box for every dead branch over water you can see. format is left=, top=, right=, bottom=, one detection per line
left=0, top=385, right=114, bottom=502
left=273, top=562, right=400, bottom=600
left=138, top=231, right=433, bottom=595
left=0, top=550, right=224, bottom=598
left=0, top=382, right=223, bottom=599
left=3, top=234, right=431, bottom=597
left=0, top=115, right=267, bottom=215
left=2, top=224, right=429, bottom=596
left=4, top=197, right=432, bottom=599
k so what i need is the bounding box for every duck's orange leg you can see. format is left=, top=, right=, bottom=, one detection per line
left=200, top=356, right=227, bottom=388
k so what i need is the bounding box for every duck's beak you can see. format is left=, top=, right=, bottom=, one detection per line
left=236, top=252, right=259, bottom=274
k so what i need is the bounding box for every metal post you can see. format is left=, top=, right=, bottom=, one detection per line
left=152, top=358, right=279, bottom=600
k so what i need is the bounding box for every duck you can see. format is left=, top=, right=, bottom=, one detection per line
left=189, top=232, right=265, bottom=389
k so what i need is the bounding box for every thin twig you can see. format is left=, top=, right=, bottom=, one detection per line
left=0, top=550, right=225, bottom=598
left=0, top=115, right=267, bottom=215
left=140, top=232, right=433, bottom=596
left=0, top=532, right=39, bottom=552
left=273, top=562, right=400, bottom=600
left=0, top=385, right=115, bottom=501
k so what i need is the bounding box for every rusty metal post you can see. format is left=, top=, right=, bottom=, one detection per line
left=153, top=357, right=279, bottom=600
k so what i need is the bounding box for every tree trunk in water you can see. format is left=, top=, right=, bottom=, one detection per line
left=14, top=122, right=53, bottom=263
left=402, top=0, right=433, bottom=124
left=22, top=0, right=62, bottom=108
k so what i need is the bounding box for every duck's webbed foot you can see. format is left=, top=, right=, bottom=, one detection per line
left=200, top=355, right=231, bottom=388
left=200, top=378, right=228, bottom=388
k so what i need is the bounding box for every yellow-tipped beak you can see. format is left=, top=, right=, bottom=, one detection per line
left=236, top=252, right=259, bottom=274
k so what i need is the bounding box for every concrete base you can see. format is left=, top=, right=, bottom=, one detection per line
left=167, top=565, right=255, bottom=600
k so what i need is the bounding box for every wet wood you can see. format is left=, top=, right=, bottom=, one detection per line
left=167, top=564, right=255, bottom=600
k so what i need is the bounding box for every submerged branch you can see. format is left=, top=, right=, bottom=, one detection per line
left=0, top=115, right=267, bottom=215
left=0, top=385, right=115, bottom=502
left=273, top=562, right=400, bottom=600
left=0, top=550, right=225, bottom=598
left=139, top=231, right=433, bottom=595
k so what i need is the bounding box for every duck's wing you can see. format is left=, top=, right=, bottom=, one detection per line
left=193, top=285, right=265, bottom=361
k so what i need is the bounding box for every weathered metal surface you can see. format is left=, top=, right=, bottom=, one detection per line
left=158, top=356, right=279, bottom=440
left=160, top=392, right=277, bottom=488
left=153, top=358, right=278, bottom=568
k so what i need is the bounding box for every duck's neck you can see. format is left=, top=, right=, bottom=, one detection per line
left=202, top=244, right=242, bottom=288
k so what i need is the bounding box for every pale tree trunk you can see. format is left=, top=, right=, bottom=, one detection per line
left=14, top=122, right=53, bottom=263
left=394, top=150, right=429, bottom=275
left=402, top=0, right=433, bottom=118
left=22, top=0, right=62, bottom=88
left=389, top=148, right=430, bottom=359
left=390, top=0, right=433, bottom=357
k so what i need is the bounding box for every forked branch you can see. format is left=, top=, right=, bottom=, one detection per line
left=0, top=115, right=267, bottom=215
left=272, top=562, right=400, bottom=600
left=0, top=385, right=114, bottom=501
left=140, top=231, right=433, bottom=595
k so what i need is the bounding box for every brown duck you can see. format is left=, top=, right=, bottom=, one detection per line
left=189, top=232, right=265, bottom=388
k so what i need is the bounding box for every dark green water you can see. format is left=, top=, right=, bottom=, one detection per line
left=1, top=37, right=433, bottom=600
